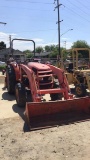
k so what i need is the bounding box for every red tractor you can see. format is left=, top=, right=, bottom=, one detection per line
left=5, top=38, right=90, bottom=129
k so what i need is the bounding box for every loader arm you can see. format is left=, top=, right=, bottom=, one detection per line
left=20, top=64, right=42, bottom=102
left=47, top=64, right=71, bottom=99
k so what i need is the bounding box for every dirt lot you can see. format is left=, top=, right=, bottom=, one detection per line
left=0, top=74, right=90, bottom=160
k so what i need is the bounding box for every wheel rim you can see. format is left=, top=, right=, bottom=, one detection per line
left=76, top=87, right=82, bottom=95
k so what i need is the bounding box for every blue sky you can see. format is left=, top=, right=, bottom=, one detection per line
left=0, top=0, right=90, bottom=51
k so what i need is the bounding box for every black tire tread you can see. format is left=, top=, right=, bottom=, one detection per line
left=15, top=83, right=26, bottom=107
left=6, top=65, right=16, bottom=94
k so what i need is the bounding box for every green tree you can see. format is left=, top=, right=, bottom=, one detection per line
left=36, top=46, right=44, bottom=53
left=0, top=41, right=6, bottom=50
left=48, top=45, right=66, bottom=59
left=23, top=50, right=33, bottom=58
left=71, top=40, right=90, bottom=58
left=23, top=50, right=32, bottom=54
left=72, top=40, right=90, bottom=48
left=48, top=46, right=58, bottom=58
left=45, top=45, right=51, bottom=52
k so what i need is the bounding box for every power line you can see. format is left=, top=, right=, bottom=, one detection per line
left=61, top=8, right=90, bottom=31
left=76, top=0, right=90, bottom=10
left=0, top=5, right=52, bottom=11
left=62, top=0, right=90, bottom=29
left=66, top=6, right=90, bottom=23
left=6, top=28, right=57, bottom=34
left=66, top=0, right=90, bottom=16
left=0, top=15, right=56, bottom=23
left=5, top=0, right=53, bottom=4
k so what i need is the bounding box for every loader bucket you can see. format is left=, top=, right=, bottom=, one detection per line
left=25, top=97, right=90, bottom=130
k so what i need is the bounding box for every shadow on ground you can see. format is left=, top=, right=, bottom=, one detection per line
left=12, top=104, right=30, bottom=132
left=2, top=91, right=15, bottom=101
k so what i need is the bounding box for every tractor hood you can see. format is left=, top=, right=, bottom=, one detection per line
left=27, top=62, right=50, bottom=71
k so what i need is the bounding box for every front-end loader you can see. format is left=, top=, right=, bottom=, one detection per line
left=18, top=62, right=90, bottom=129
left=5, top=40, right=90, bottom=129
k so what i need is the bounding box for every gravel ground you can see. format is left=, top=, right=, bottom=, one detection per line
left=0, top=117, right=90, bottom=160
left=0, top=73, right=90, bottom=160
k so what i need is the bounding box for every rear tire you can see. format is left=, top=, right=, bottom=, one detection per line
left=6, top=65, right=16, bottom=94
left=75, top=84, right=86, bottom=97
left=15, top=83, right=26, bottom=107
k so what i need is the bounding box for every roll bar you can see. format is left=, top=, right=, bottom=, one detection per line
left=11, top=38, right=35, bottom=57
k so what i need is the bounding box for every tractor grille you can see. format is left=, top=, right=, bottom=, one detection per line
left=36, top=70, right=54, bottom=89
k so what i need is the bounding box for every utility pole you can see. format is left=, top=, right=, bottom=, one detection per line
left=9, top=35, right=12, bottom=49
left=54, top=0, right=63, bottom=59
left=57, top=0, right=61, bottom=58
left=9, top=35, right=13, bottom=59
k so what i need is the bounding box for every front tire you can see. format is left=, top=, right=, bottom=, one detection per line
left=15, top=83, right=26, bottom=107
